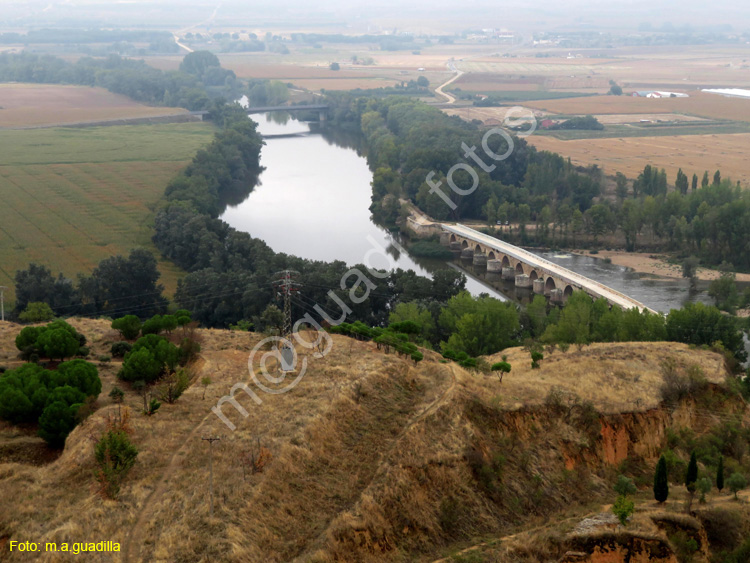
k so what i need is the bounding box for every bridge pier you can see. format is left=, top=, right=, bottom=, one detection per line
left=319, top=110, right=327, bottom=123
left=487, top=259, right=503, bottom=273
left=472, top=252, right=487, bottom=268
left=440, top=233, right=451, bottom=246
left=550, top=288, right=565, bottom=305
left=502, top=267, right=515, bottom=281
left=515, top=274, right=532, bottom=289
left=460, top=248, right=474, bottom=261
left=532, top=279, right=546, bottom=294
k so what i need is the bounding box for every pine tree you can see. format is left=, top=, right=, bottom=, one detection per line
left=654, top=454, right=669, bottom=503
left=717, top=456, right=725, bottom=492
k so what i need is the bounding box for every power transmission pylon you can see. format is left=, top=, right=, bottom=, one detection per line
left=0, top=286, right=6, bottom=322
left=272, top=270, right=301, bottom=339
left=272, top=270, right=301, bottom=372
left=202, top=436, right=221, bottom=517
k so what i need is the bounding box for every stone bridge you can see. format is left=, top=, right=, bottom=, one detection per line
left=441, top=224, right=654, bottom=312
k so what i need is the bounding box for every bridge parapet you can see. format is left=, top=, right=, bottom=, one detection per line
left=441, top=224, right=654, bottom=312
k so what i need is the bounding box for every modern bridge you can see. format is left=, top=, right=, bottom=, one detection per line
left=246, top=104, right=329, bottom=121
left=440, top=224, right=654, bottom=312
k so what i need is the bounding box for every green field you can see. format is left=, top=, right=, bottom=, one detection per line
left=0, top=123, right=215, bottom=306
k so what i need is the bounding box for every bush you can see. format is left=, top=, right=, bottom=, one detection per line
left=38, top=400, right=81, bottom=447
left=95, top=430, right=138, bottom=498
left=141, top=315, right=164, bottom=336
left=612, top=495, right=634, bottom=525
left=109, top=386, right=125, bottom=404
left=98, top=355, right=111, bottom=363
left=659, top=358, right=708, bottom=404
left=119, top=335, right=178, bottom=383
left=77, top=346, right=90, bottom=357
left=614, top=474, right=637, bottom=496
left=111, top=315, right=142, bottom=340
left=19, top=302, right=55, bottom=323
left=111, top=341, right=132, bottom=358
left=697, top=508, right=743, bottom=552
left=727, top=472, right=747, bottom=499
left=53, top=359, right=101, bottom=398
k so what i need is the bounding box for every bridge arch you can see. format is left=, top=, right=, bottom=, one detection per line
left=501, top=255, right=511, bottom=268
left=487, top=251, right=497, bottom=260
left=474, top=244, right=483, bottom=254
left=461, top=240, right=469, bottom=249
left=529, top=270, right=539, bottom=282
left=563, top=284, right=574, bottom=298
left=545, top=277, right=557, bottom=294
left=450, top=234, right=457, bottom=243
left=515, top=262, right=524, bottom=274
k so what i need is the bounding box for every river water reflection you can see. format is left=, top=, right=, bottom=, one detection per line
left=220, top=113, right=710, bottom=313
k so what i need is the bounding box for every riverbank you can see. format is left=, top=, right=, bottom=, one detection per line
left=571, top=249, right=750, bottom=282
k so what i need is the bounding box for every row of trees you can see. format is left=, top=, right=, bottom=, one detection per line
left=383, top=291, right=747, bottom=363
left=0, top=51, right=241, bottom=111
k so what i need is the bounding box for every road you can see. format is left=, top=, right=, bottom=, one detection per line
left=434, top=61, right=464, bottom=104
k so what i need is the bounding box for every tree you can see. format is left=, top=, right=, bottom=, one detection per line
left=675, top=168, right=689, bottom=194
left=12, top=264, right=78, bottom=317
left=18, top=302, right=55, bottom=323
left=260, top=304, right=285, bottom=333
left=612, top=495, right=634, bottom=525
left=717, top=456, right=725, bottom=492
left=200, top=376, right=212, bottom=400
left=530, top=350, right=543, bottom=369
left=691, top=173, right=698, bottom=192
left=713, top=170, right=721, bottom=185
left=614, top=475, right=637, bottom=497
left=727, top=472, right=747, bottom=500
left=38, top=400, right=81, bottom=447
left=697, top=477, right=712, bottom=503
left=654, top=454, right=669, bottom=503
left=682, top=256, right=699, bottom=291
left=685, top=451, right=698, bottom=511
left=491, top=357, right=511, bottom=382
left=702, top=171, right=710, bottom=188
left=37, top=327, right=79, bottom=361
left=109, top=386, right=125, bottom=404
left=179, top=50, right=220, bottom=77
left=54, top=360, right=101, bottom=398
left=329, top=62, right=340, bottom=70
left=111, top=315, right=142, bottom=340
left=95, top=429, right=138, bottom=498
left=416, top=75, right=429, bottom=87
left=615, top=172, right=629, bottom=200
left=608, top=83, right=623, bottom=96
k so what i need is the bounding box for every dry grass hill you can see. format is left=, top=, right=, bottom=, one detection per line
left=0, top=318, right=747, bottom=562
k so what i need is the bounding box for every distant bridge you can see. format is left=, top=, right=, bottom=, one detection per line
left=441, top=224, right=654, bottom=312
left=246, top=104, right=329, bottom=121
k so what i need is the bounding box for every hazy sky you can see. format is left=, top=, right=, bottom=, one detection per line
left=2, top=0, right=749, bottom=32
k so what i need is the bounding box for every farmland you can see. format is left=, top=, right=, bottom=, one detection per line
left=0, top=84, right=187, bottom=128
left=528, top=132, right=750, bottom=186
left=0, top=122, right=215, bottom=305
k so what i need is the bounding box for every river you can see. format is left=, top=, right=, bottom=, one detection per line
left=220, top=113, right=710, bottom=313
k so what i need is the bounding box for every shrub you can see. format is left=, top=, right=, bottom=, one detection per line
left=38, top=400, right=81, bottom=447
left=98, top=355, right=111, bottom=363
left=697, top=508, right=743, bottom=552
left=727, top=472, right=747, bottom=499
left=119, top=335, right=178, bottom=383
left=109, top=386, right=125, bottom=404
left=141, top=315, right=164, bottom=335
left=95, top=430, right=138, bottom=498
left=77, top=346, right=90, bottom=357
left=157, top=369, right=190, bottom=404
left=53, top=359, right=101, bottom=398
left=19, top=302, right=55, bottom=323
left=669, top=531, right=699, bottom=562
left=697, top=477, right=712, bottom=503
left=37, top=327, right=79, bottom=361
left=611, top=495, right=634, bottom=525
left=614, top=474, right=637, bottom=496
left=111, top=341, right=132, bottom=358
left=111, top=315, right=142, bottom=340
left=531, top=350, right=543, bottom=369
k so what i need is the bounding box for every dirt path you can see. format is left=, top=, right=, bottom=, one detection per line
left=435, top=62, right=464, bottom=104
